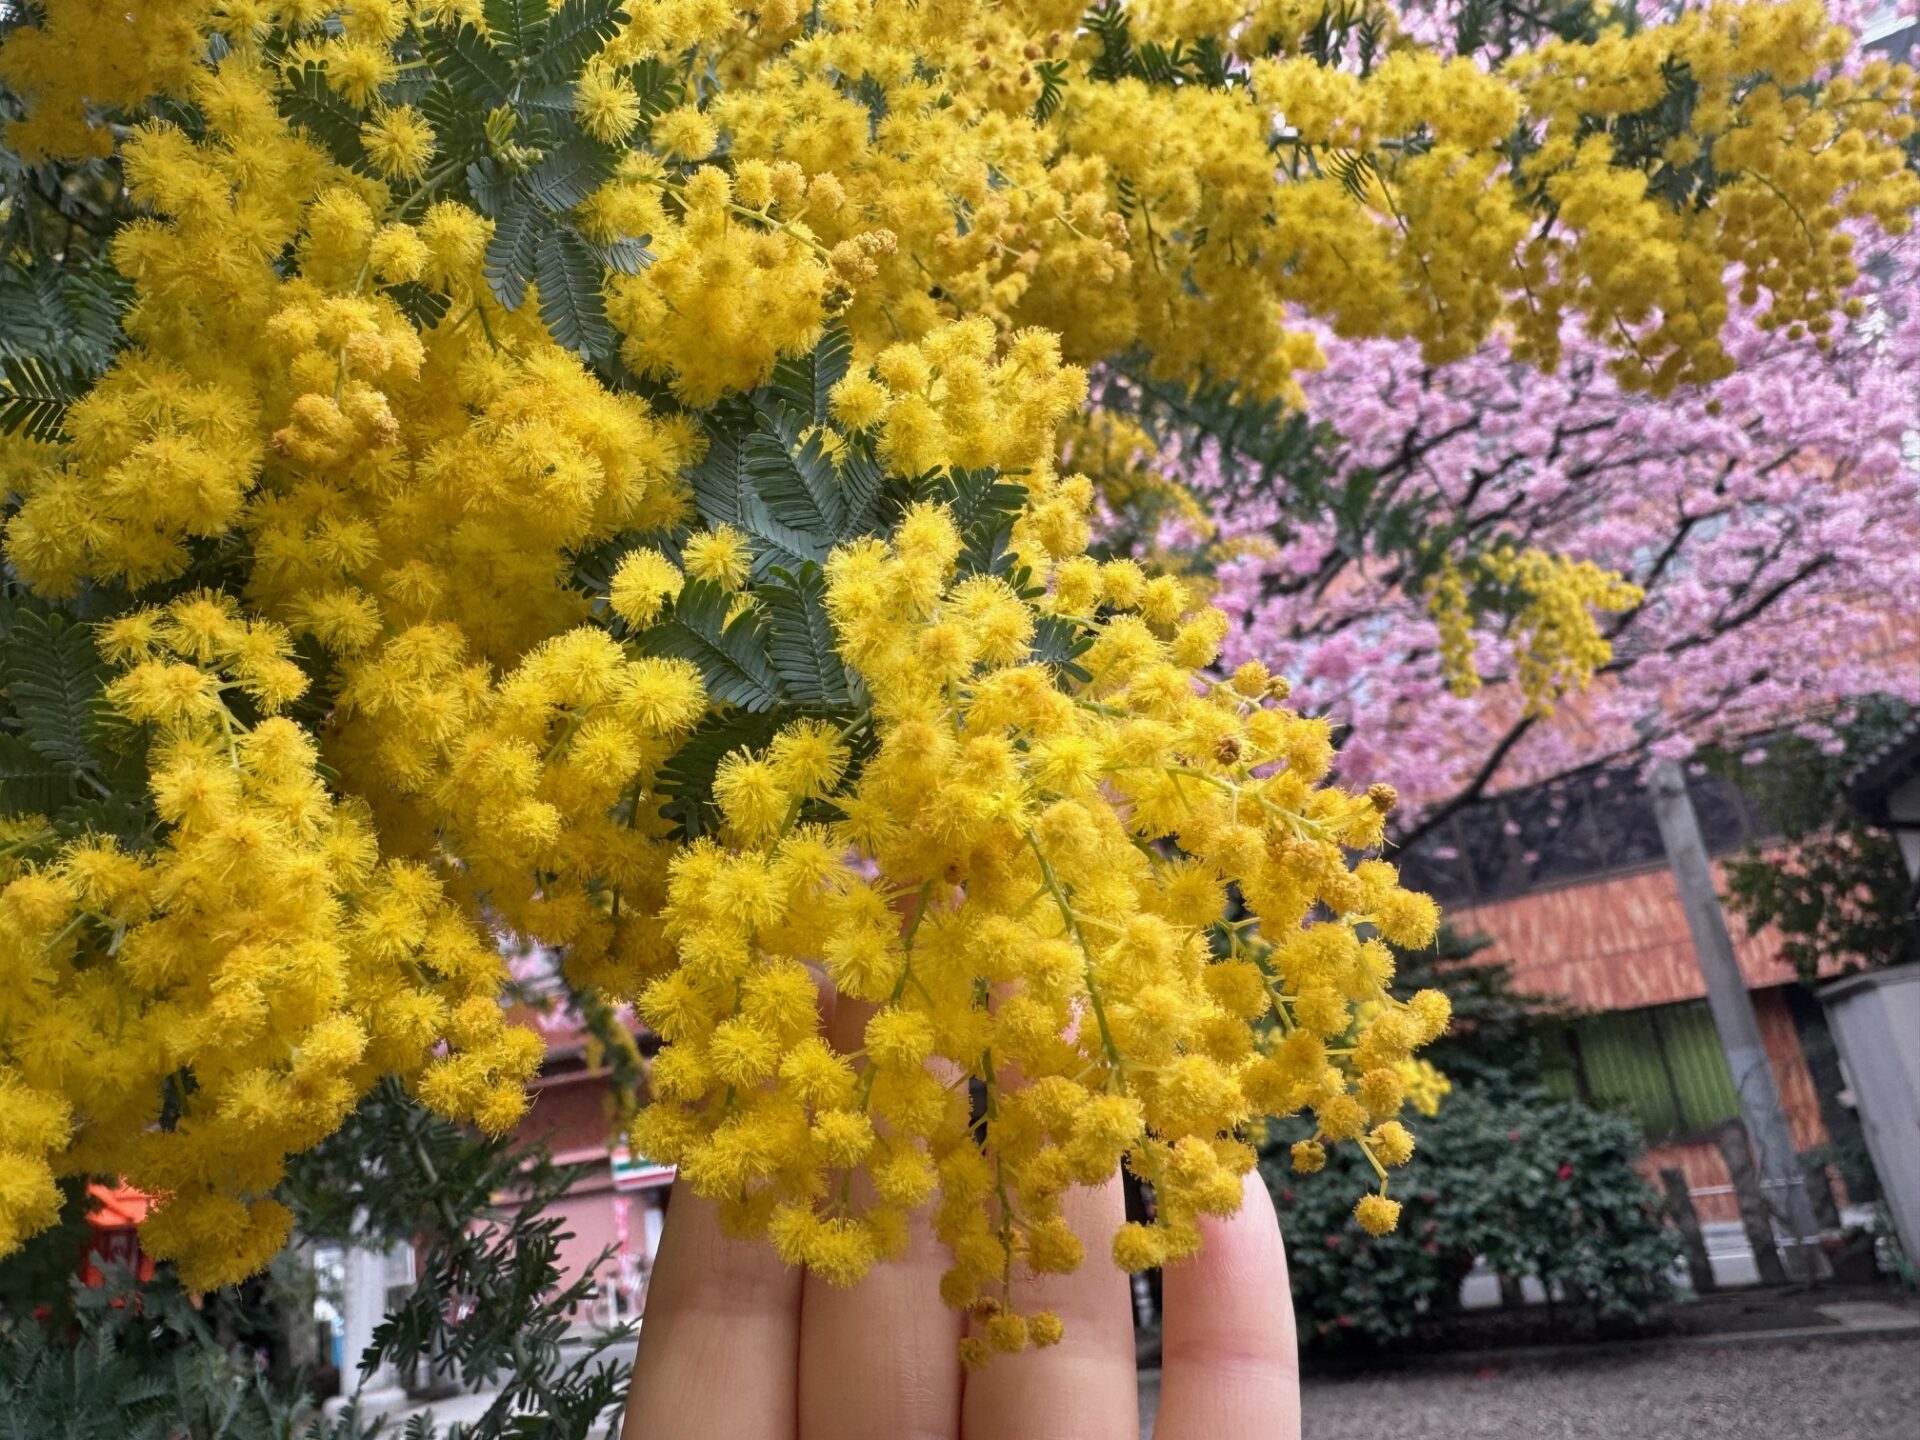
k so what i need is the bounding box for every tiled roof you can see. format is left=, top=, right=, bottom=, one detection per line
left=1844, top=712, right=1920, bottom=821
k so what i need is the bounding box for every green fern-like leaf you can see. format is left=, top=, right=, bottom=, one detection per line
left=1329, top=151, right=1380, bottom=207
left=534, top=0, right=626, bottom=82
left=277, top=61, right=368, bottom=167
left=639, top=580, right=786, bottom=711
left=0, top=357, right=81, bottom=444
left=466, top=156, right=518, bottom=217
left=736, top=490, right=830, bottom=577
left=686, top=400, right=757, bottom=530
left=1030, top=613, right=1094, bottom=684
left=419, top=77, right=492, bottom=158
left=525, top=135, right=617, bottom=211
left=0, top=269, right=62, bottom=363
left=1453, top=0, right=1496, bottom=53
left=384, top=281, right=453, bottom=329
left=630, top=57, right=685, bottom=130
left=1134, top=40, right=1178, bottom=86
left=517, top=80, right=579, bottom=123
left=1084, top=1, right=1134, bottom=85
left=743, top=418, right=848, bottom=543
left=767, top=322, right=853, bottom=428
left=424, top=22, right=516, bottom=109
left=928, top=467, right=1029, bottom=575
left=592, top=233, right=655, bottom=275
left=761, top=564, right=851, bottom=706
left=483, top=0, right=550, bottom=56
left=483, top=182, right=550, bottom=310
left=2, top=608, right=109, bottom=776
left=835, top=443, right=886, bottom=540
left=0, top=259, right=123, bottom=369
left=535, top=226, right=613, bottom=359
left=51, top=793, right=153, bottom=846
left=58, top=266, right=131, bottom=373
left=0, top=733, right=69, bottom=816
left=1033, top=59, right=1070, bottom=123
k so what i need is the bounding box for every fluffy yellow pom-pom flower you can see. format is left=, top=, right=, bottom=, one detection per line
left=1355, top=1193, right=1403, bottom=1236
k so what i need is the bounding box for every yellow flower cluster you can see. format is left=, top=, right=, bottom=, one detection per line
left=836, top=319, right=1089, bottom=479
left=0, top=61, right=690, bottom=1277
left=1426, top=546, right=1642, bottom=716
left=1483, top=544, right=1645, bottom=718
left=0, top=0, right=215, bottom=160
left=1509, top=8, right=1919, bottom=384
left=1426, top=559, right=1481, bottom=700
left=1396, top=1056, right=1452, bottom=1118
left=630, top=491, right=1450, bottom=1354
left=605, top=155, right=845, bottom=405
left=7, top=0, right=1909, bottom=402
left=0, top=594, right=535, bottom=1288
left=0, top=0, right=1907, bottom=1344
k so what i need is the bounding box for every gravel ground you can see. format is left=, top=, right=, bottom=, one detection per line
left=1139, top=1336, right=1920, bottom=1440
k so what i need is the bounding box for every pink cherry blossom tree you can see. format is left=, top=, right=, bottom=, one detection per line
left=1111, top=225, right=1920, bottom=846
left=1394, top=0, right=1917, bottom=62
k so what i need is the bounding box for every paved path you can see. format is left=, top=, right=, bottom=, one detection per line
left=1140, top=1335, right=1920, bottom=1440
left=372, top=1322, right=1920, bottom=1437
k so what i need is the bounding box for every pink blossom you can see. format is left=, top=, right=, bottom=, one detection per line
left=1148, top=230, right=1920, bottom=844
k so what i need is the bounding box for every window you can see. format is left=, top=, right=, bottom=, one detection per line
left=1540, top=1000, right=1741, bottom=1141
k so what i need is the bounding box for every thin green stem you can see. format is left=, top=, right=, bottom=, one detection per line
left=1024, top=831, right=1125, bottom=1087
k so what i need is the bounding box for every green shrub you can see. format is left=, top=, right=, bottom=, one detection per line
left=1266, top=1089, right=1679, bottom=1350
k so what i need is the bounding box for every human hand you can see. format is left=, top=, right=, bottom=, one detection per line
left=621, top=1171, right=1300, bottom=1440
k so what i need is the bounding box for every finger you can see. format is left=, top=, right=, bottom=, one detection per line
left=799, top=995, right=964, bottom=1440
left=625, top=1182, right=803, bottom=1440
left=960, top=1176, right=1139, bottom=1440
left=796, top=1183, right=965, bottom=1440
left=1152, top=1173, right=1300, bottom=1440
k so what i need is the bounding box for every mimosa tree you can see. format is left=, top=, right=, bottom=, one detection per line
left=0, top=0, right=1913, bottom=1365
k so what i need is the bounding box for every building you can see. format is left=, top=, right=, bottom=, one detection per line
left=1399, top=763, right=1866, bottom=1231
left=507, top=1007, right=672, bottom=1329
left=1832, top=714, right=1920, bottom=1267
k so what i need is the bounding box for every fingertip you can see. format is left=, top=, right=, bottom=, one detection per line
left=959, top=1177, right=1139, bottom=1440
left=625, top=1184, right=805, bottom=1440
left=1154, top=1172, right=1300, bottom=1440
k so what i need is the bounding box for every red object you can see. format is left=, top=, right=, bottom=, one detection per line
left=1557, top=1162, right=1575, bottom=1181
left=80, top=1183, right=156, bottom=1286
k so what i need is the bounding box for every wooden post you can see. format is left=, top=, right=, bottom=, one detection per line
left=1715, top=1119, right=1788, bottom=1286
left=1659, top=1167, right=1717, bottom=1295
left=1651, top=760, right=1829, bottom=1280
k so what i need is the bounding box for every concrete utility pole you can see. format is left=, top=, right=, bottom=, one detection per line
left=1650, top=760, right=1829, bottom=1281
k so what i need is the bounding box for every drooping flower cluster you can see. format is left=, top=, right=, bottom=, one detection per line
left=0, top=0, right=1912, bottom=1355
left=4, top=0, right=1915, bottom=404
left=0, top=594, right=536, bottom=1287
left=1417, top=547, right=1647, bottom=716
left=629, top=492, right=1450, bottom=1351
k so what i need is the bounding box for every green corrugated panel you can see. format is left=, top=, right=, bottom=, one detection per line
left=1574, top=1010, right=1681, bottom=1139
left=1656, top=1000, right=1742, bottom=1132
left=1535, top=1026, right=1580, bottom=1103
